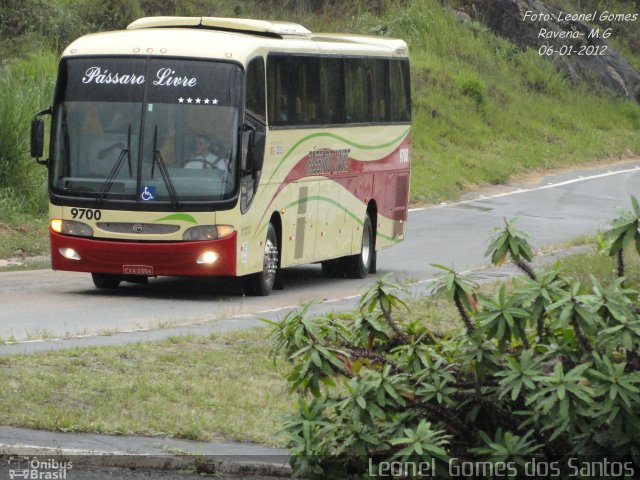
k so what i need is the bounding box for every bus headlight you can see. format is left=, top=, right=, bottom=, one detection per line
left=183, top=225, right=234, bottom=241
left=51, top=219, right=94, bottom=237
left=196, top=251, right=219, bottom=265
left=59, top=247, right=81, bottom=261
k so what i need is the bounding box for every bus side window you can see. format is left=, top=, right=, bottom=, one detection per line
left=246, top=57, right=266, bottom=122
left=345, top=58, right=367, bottom=123
left=320, top=58, right=344, bottom=124
left=368, top=59, right=387, bottom=122
left=267, top=55, right=297, bottom=125
left=277, top=95, right=288, bottom=122
left=267, top=55, right=321, bottom=126
left=390, top=59, right=411, bottom=122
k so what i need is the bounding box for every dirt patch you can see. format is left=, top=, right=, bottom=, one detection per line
left=0, top=258, right=25, bottom=267
left=0, top=223, right=14, bottom=237
left=0, top=223, right=29, bottom=236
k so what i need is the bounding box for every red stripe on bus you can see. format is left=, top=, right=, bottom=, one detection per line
left=50, top=230, right=237, bottom=277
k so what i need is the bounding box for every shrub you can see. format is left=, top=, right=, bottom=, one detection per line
left=0, top=0, right=84, bottom=53
left=267, top=202, right=640, bottom=479
left=0, top=52, right=56, bottom=214
left=75, top=0, right=144, bottom=32
left=456, top=71, right=486, bottom=107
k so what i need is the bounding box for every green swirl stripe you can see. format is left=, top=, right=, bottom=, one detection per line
left=254, top=196, right=401, bottom=243
left=285, top=196, right=361, bottom=223
left=281, top=195, right=401, bottom=243
left=154, top=213, right=198, bottom=224
left=267, top=128, right=410, bottom=184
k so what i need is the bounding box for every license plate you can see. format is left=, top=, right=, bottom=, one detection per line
left=123, top=265, right=154, bottom=275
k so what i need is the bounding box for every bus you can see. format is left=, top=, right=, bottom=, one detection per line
left=31, top=16, right=411, bottom=296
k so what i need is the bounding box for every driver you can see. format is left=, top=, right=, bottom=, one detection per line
left=184, top=135, right=226, bottom=171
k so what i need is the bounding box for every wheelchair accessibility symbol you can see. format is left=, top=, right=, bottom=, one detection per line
left=140, top=186, right=156, bottom=201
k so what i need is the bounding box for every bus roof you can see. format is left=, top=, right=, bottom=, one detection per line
left=127, top=16, right=312, bottom=37
left=61, top=16, right=409, bottom=61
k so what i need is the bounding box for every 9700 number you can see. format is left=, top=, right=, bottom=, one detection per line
left=70, top=208, right=102, bottom=220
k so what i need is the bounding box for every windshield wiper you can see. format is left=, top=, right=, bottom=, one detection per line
left=97, top=124, right=132, bottom=203
left=151, top=125, right=181, bottom=207
left=98, top=142, right=132, bottom=177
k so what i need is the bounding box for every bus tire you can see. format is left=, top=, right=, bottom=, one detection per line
left=321, top=258, right=344, bottom=278
left=345, top=214, right=374, bottom=279
left=244, top=223, right=279, bottom=296
left=92, top=273, right=122, bottom=289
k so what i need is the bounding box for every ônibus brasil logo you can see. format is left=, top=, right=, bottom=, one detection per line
left=7, top=456, right=72, bottom=479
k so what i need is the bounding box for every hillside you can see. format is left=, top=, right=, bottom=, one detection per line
left=0, top=0, right=638, bottom=248
left=545, top=0, right=640, bottom=71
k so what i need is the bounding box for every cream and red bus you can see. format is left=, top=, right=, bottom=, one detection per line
left=31, top=16, right=411, bottom=295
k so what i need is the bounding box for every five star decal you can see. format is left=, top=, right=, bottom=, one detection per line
left=177, top=97, right=219, bottom=105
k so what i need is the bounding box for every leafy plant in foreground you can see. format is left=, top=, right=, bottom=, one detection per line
left=605, top=196, right=640, bottom=281
left=267, top=198, right=640, bottom=479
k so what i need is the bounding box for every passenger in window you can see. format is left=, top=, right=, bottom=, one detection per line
left=184, top=135, right=226, bottom=171
left=277, top=94, right=288, bottom=122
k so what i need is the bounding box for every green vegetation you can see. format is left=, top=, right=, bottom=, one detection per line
left=0, top=52, right=56, bottom=258
left=0, top=215, right=48, bottom=259
left=1, top=0, right=639, bottom=257
left=401, top=0, right=640, bottom=203
left=1, top=209, right=640, bottom=448
left=0, top=329, right=291, bottom=445
left=267, top=201, right=640, bottom=478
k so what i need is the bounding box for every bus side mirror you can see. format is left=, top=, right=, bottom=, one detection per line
left=31, top=107, right=52, bottom=165
left=252, top=129, right=265, bottom=171
left=31, top=118, right=45, bottom=159
left=242, top=123, right=265, bottom=174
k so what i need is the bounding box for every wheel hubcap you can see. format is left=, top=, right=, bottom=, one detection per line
left=263, top=239, right=278, bottom=284
left=361, top=224, right=371, bottom=266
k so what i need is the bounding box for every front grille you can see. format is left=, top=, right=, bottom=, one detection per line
left=96, top=222, right=180, bottom=235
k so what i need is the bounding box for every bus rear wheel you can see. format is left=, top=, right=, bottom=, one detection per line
left=91, top=273, right=122, bottom=289
left=321, top=258, right=343, bottom=277
left=345, top=214, right=374, bottom=279
left=244, top=223, right=279, bottom=296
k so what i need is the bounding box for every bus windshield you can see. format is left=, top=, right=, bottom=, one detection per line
left=51, top=57, right=243, bottom=206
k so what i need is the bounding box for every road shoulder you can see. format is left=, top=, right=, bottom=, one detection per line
left=0, top=425, right=290, bottom=478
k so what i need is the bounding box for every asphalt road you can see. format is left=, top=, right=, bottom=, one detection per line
left=1, top=160, right=639, bottom=343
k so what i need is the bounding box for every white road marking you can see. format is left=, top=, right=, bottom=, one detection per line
left=408, top=165, right=640, bottom=213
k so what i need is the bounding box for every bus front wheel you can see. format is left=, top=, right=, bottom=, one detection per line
left=91, top=273, right=122, bottom=289
left=244, top=223, right=279, bottom=296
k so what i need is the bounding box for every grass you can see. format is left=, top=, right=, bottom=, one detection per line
left=402, top=242, right=640, bottom=335
left=0, top=328, right=291, bottom=446
left=559, top=244, right=640, bottom=287
left=1, top=242, right=636, bottom=444
left=0, top=211, right=48, bottom=259
left=399, top=7, right=640, bottom=203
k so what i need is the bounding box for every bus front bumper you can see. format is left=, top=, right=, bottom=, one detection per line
left=50, top=230, right=237, bottom=277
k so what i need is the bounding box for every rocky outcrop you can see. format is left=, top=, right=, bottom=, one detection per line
left=472, top=0, right=640, bottom=102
